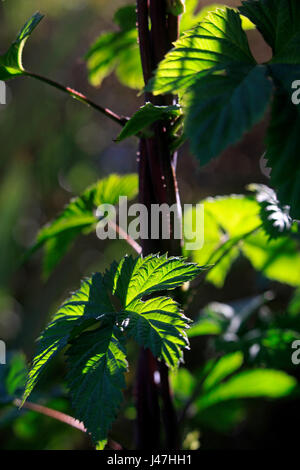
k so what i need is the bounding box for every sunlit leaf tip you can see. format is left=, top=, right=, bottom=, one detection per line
left=0, top=12, right=44, bottom=80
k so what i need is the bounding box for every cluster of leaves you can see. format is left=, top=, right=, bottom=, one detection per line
left=85, top=2, right=251, bottom=90
left=21, top=184, right=300, bottom=448
left=189, top=292, right=300, bottom=368
left=171, top=349, right=298, bottom=437
left=183, top=192, right=300, bottom=288
left=2, top=2, right=299, bottom=224
left=170, top=288, right=300, bottom=438
left=25, top=173, right=138, bottom=278
left=2, top=0, right=300, bottom=451
left=22, top=253, right=202, bottom=448
left=141, top=0, right=300, bottom=219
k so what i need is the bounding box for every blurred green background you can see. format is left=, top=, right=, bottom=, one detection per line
left=0, top=0, right=299, bottom=450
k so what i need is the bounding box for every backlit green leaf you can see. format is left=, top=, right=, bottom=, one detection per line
left=202, top=352, right=244, bottom=391
left=181, top=1, right=255, bottom=32
left=0, top=13, right=43, bottom=80
left=27, top=174, right=138, bottom=277
left=197, top=369, right=297, bottom=410
left=184, top=195, right=261, bottom=287
left=23, top=254, right=202, bottom=444
left=22, top=272, right=114, bottom=404
left=116, top=103, right=181, bottom=142
left=147, top=8, right=255, bottom=96
left=242, top=229, right=300, bottom=287
left=66, top=325, right=127, bottom=447
left=185, top=194, right=300, bottom=287
left=85, top=6, right=143, bottom=89
left=107, top=254, right=204, bottom=367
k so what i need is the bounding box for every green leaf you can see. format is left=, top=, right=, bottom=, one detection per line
left=185, top=65, right=272, bottom=165
left=288, top=288, right=300, bottom=316
left=0, top=353, right=27, bottom=404
left=184, top=195, right=261, bottom=287
left=147, top=8, right=255, bottom=95
left=170, top=367, right=196, bottom=403
left=187, top=317, right=223, bottom=337
left=240, top=0, right=300, bottom=63
left=239, top=0, right=278, bottom=51
left=188, top=302, right=235, bottom=338
left=181, top=2, right=255, bottom=33
left=114, top=40, right=144, bottom=90
left=197, top=369, right=297, bottom=410
left=181, top=2, right=225, bottom=32
left=0, top=13, right=43, bottom=80
left=242, top=229, right=300, bottom=287
left=113, top=5, right=137, bottom=31
left=27, top=174, right=138, bottom=277
left=123, top=296, right=190, bottom=367
left=22, top=272, right=114, bottom=404
left=185, top=194, right=300, bottom=287
left=85, top=3, right=254, bottom=91
left=264, top=66, right=300, bottom=219
left=85, top=6, right=143, bottom=90
left=116, top=103, right=181, bottom=142
left=202, top=352, right=244, bottom=392
left=248, top=184, right=293, bottom=238
left=107, top=254, right=204, bottom=367
left=24, top=254, right=202, bottom=444
left=260, top=329, right=300, bottom=367
left=66, top=325, right=127, bottom=447
left=146, top=8, right=270, bottom=167
left=120, top=253, right=203, bottom=304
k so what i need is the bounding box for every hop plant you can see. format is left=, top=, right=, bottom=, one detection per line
left=248, top=184, right=293, bottom=239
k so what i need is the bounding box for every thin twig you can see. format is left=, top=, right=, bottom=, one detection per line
left=108, top=220, right=142, bottom=255
left=13, top=399, right=122, bottom=450
left=25, top=71, right=128, bottom=127
left=14, top=398, right=87, bottom=433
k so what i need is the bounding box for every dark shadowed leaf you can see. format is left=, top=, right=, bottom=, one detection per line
left=265, top=65, right=300, bottom=219
left=248, top=184, right=293, bottom=239
left=185, top=65, right=272, bottom=165
left=239, top=0, right=300, bottom=62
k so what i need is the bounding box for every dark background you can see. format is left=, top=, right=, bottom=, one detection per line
left=0, top=0, right=297, bottom=450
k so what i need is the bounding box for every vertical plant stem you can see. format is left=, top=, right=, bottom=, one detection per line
left=136, top=0, right=182, bottom=450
